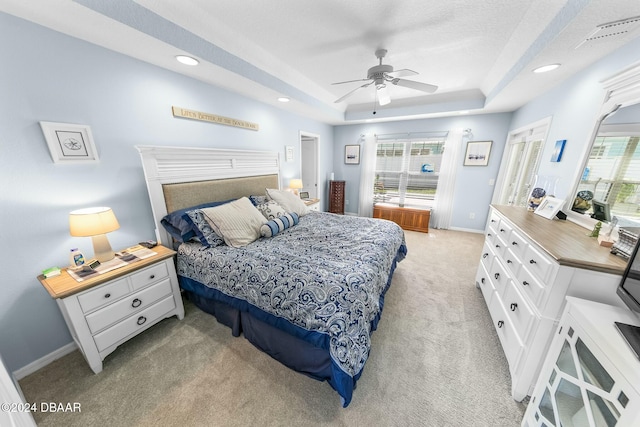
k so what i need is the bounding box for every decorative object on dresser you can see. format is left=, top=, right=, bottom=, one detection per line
left=69, top=207, right=120, bottom=262
left=521, top=297, right=640, bottom=427
left=373, top=204, right=430, bottom=233
left=329, top=180, right=345, bottom=214
left=475, top=205, right=627, bottom=401
left=37, top=245, right=185, bottom=374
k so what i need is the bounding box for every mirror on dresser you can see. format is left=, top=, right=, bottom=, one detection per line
left=567, top=62, right=640, bottom=231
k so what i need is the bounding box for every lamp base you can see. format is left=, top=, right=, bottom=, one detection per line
left=92, top=234, right=115, bottom=262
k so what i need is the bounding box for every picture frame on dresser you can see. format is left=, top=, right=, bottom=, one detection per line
left=534, top=196, right=565, bottom=219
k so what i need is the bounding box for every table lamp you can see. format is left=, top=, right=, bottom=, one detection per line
left=69, top=207, right=120, bottom=262
left=289, top=179, right=303, bottom=196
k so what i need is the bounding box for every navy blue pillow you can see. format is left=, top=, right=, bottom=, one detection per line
left=160, top=199, right=233, bottom=242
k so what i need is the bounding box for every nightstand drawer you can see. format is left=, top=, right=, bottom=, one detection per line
left=85, top=278, right=173, bottom=334
left=130, top=262, right=169, bottom=290
left=93, top=295, right=176, bottom=352
left=78, top=278, right=130, bottom=313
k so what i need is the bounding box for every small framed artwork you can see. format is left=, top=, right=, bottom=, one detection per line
left=534, top=196, right=565, bottom=220
left=285, top=145, right=294, bottom=162
left=345, top=144, right=360, bottom=164
left=299, top=191, right=309, bottom=200
left=463, top=140, right=492, bottom=166
left=40, top=121, right=99, bottom=163
left=551, top=139, right=566, bottom=162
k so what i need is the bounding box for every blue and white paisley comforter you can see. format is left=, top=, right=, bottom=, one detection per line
left=176, top=211, right=406, bottom=390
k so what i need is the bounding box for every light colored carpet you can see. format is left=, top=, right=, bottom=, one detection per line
left=20, top=229, right=526, bottom=426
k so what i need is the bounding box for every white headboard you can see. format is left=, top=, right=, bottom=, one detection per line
left=136, top=145, right=281, bottom=246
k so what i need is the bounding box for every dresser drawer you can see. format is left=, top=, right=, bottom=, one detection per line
left=496, top=220, right=513, bottom=241
left=508, top=230, right=528, bottom=261
left=503, top=282, right=536, bottom=340
left=476, top=262, right=494, bottom=306
left=489, top=257, right=511, bottom=297
left=480, top=241, right=494, bottom=272
left=130, top=262, right=169, bottom=290
left=523, top=244, right=555, bottom=282
left=78, top=278, right=130, bottom=313
left=488, top=210, right=501, bottom=229
left=93, top=295, right=176, bottom=352
left=85, top=279, right=173, bottom=334
left=516, top=265, right=546, bottom=307
left=489, top=294, right=524, bottom=372
left=503, top=248, right=522, bottom=277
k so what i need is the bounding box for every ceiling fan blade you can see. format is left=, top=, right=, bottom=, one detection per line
left=386, top=68, right=418, bottom=78
left=334, top=81, right=373, bottom=103
left=377, top=85, right=391, bottom=106
left=391, top=78, right=438, bottom=93
left=331, top=78, right=372, bottom=85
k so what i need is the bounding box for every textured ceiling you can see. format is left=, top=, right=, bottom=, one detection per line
left=2, top=0, right=640, bottom=124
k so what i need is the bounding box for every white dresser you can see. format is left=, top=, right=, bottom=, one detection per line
left=475, top=205, right=628, bottom=401
left=38, top=245, right=184, bottom=373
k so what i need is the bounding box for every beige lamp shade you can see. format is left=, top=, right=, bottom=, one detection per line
left=289, top=179, right=303, bottom=190
left=69, top=207, right=120, bottom=262
left=69, top=207, right=120, bottom=236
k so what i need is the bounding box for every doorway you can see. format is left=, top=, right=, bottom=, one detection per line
left=300, top=132, right=319, bottom=199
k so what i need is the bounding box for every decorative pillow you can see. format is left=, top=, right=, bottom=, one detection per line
left=160, top=199, right=233, bottom=242
left=265, top=188, right=309, bottom=217
left=183, top=210, right=225, bottom=247
left=255, top=200, right=287, bottom=220
left=201, top=197, right=267, bottom=248
left=260, top=212, right=300, bottom=237
left=248, top=195, right=269, bottom=206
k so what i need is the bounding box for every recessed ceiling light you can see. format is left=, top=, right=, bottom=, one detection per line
left=277, top=97, right=290, bottom=103
left=533, top=64, right=560, bottom=73
left=175, top=55, right=199, bottom=66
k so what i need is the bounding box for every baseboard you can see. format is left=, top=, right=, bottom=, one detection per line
left=449, top=226, right=485, bottom=234
left=13, top=342, right=77, bottom=380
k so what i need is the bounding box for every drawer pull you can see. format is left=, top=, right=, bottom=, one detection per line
left=483, top=253, right=488, bottom=258
left=495, top=244, right=500, bottom=249
left=500, top=228, right=505, bottom=232
left=522, top=281, right=529, bottom=286
left=494, top=273, right=500, bottom=280
left=497, top=320, right=504, bottom=328
left=104, top=293, right=111, bottom=299
left=131, top=298, right=142, bottom=308
left=529, top=259, right=537, bottom=264
left=149, top=274, right=155, bottom=279
left=137, top=316, right=147, bottom=326
left=491, top=219, right=496, bottom=223
left=510, top=303, right=518, bottom=311
left=481, top=278, right=485, bottom=284
left=487, top=233, right=492, bottom=237
left=507, top=259, right=512, bottom=264
left=511, top=241, right=517, bottom=246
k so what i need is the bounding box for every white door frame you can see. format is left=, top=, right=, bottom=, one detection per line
left=299, top=131, right=320, bottom=199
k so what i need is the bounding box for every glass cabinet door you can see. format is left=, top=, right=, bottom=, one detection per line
left=532, top=326, right=629, bottom=427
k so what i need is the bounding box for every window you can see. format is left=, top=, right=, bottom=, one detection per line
left=374, top=138, right=445, bottom=208
left=572, top=133, right=640, bottom=221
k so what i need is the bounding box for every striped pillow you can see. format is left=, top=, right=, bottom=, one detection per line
left=260, top=212, right=300, bottom=237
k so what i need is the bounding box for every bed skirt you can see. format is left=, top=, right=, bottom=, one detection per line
left=178, top=242, right=406, bottom=407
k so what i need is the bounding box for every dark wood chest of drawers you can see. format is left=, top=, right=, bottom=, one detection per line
left=328, top=180, right=345, bottom=214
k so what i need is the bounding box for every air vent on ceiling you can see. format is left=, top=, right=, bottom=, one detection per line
left=576, top=16, right=640, bottom=49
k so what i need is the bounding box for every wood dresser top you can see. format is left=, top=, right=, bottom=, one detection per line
left=38, top=245, right=176, bottom=299
left=492, top=205, right=628, bottom=275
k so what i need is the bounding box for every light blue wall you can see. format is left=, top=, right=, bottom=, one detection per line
left=333, top=113, right=513, bottom=230
left=507, top=36, right=640, bottom=202
left=0, top=13, right=333, bottom=374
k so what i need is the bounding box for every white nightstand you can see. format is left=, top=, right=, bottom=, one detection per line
left=304, top=198, right=320, bottom=211
left=38, top=245, right=184, bottom=373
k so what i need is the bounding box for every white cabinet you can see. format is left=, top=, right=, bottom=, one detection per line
left=522, top=297, right=640, bottom=427
left=38, top=246, right=184, bottom=374
left=476, top=206, right=627, bottom=401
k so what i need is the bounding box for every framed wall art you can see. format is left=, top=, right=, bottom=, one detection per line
left=463, top=140, right=492, bottom=166
left=40, top=121, right=99, bottom=163
left=345, top=144, right=360, bottom=164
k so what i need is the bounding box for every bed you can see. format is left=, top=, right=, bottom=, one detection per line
left=137, top=145, right=407, bottom=406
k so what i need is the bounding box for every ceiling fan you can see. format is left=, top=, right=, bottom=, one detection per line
left=332, top=49, right=438, bottom=105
